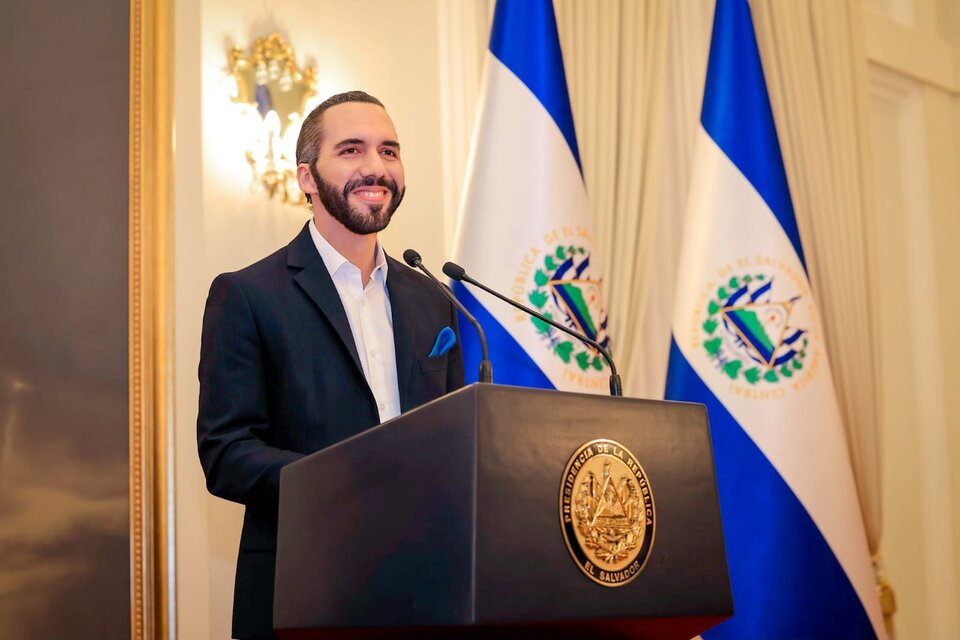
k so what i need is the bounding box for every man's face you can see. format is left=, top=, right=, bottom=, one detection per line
left=300, top=102, right=405, bottom=235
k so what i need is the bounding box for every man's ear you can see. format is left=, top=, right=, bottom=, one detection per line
left=297, top=164, right=318, bottom=197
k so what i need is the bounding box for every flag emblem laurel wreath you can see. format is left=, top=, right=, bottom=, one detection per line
left=522, top=239, right=610, bottom=374
left=694, top=262, right=817, bottom=394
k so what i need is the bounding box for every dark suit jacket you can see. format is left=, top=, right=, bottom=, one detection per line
left=197, top=223, right=464, bottom=639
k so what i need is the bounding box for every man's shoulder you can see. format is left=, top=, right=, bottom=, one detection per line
left=211, top=223, right=313, bottom=291
left=229, top=244, right=290, bottom=279
left=205, top=239, right=309, bottom=313
left=211, top=245, right=288, bottom=289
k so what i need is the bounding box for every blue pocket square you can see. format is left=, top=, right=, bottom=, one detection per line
left=429, top=326, right=456, bottom=357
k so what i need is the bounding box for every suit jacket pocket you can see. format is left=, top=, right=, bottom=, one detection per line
left=417, top=353, right=449, bottom=373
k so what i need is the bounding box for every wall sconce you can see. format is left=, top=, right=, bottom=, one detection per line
left=227, top=33, right=317, bottom=205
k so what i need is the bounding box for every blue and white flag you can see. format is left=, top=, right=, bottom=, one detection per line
left=450, top=0, right=611, bottom=393
left=665, top=1, right=885, bottom=637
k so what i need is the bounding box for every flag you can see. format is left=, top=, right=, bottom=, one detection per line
left=450, top=0, right=611, bottom=393
left=665, top=1, right=885, bottom=637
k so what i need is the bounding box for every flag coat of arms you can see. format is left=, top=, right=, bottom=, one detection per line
left=665, top=1, right=885, bottom=637
left=450, top=0, right=612, bottom=393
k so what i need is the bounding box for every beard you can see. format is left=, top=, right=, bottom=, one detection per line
left=310, top=167, right=405, bottom=235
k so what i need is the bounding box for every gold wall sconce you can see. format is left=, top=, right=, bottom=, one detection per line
left=227, top=33, right=317, bottom=205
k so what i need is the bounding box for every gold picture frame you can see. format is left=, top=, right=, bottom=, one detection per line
left=130, top=0, right=173, bottom=637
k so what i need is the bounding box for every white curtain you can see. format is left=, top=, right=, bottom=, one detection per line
left=750, top=0, right=883, bottom=556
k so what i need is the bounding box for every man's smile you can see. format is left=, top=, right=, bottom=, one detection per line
left=351, top=187, right=389, bottom=203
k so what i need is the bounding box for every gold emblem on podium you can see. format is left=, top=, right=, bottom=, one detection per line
left=559, top=439, right=655, bottom=587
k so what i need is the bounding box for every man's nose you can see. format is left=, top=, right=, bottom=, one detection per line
left=359, top=149, right=386, bottom=178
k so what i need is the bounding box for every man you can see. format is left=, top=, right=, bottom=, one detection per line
left=197, top=91, right=464, bottom=640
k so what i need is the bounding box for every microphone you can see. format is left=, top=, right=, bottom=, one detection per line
left=443, top=261, right=622, bottom=397
left=402, top=249, right=492, bottom=383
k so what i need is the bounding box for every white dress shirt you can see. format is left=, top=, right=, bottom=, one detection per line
left=309, top=220, right=401, bottom=422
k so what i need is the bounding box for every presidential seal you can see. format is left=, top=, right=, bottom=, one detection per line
left=559, top=439, right=655, bottom=587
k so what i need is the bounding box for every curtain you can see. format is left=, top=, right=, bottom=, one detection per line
left=749, top=0, right=885, bottom=569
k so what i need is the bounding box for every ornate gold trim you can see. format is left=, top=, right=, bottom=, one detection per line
left=130, top=0, right=174, bottom=638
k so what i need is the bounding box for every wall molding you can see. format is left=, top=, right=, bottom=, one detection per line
left=864, top=8, right=958, bottom=94
left=868, top=61, right=960, bottom=639
left=130, top=0, right=175, bottom=637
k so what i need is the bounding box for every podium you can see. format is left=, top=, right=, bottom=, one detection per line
left=274, top=384, right=732, bottom=639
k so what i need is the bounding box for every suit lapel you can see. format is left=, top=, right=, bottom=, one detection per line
left=287, top=224, right=365, bottom=378
left=385, top=255, right=419, bottom=412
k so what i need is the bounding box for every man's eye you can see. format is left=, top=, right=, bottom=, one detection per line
left=340, top=147, right=360, bottom=155
left=381, top=149, right=398, bottom=158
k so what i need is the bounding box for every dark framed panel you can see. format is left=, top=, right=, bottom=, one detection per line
left=0, top=0, right=174, bottom=638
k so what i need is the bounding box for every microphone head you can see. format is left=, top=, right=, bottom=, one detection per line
left=402, top=249, right=422, bottom=268
left=442, top=261, right=466, bottom=281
